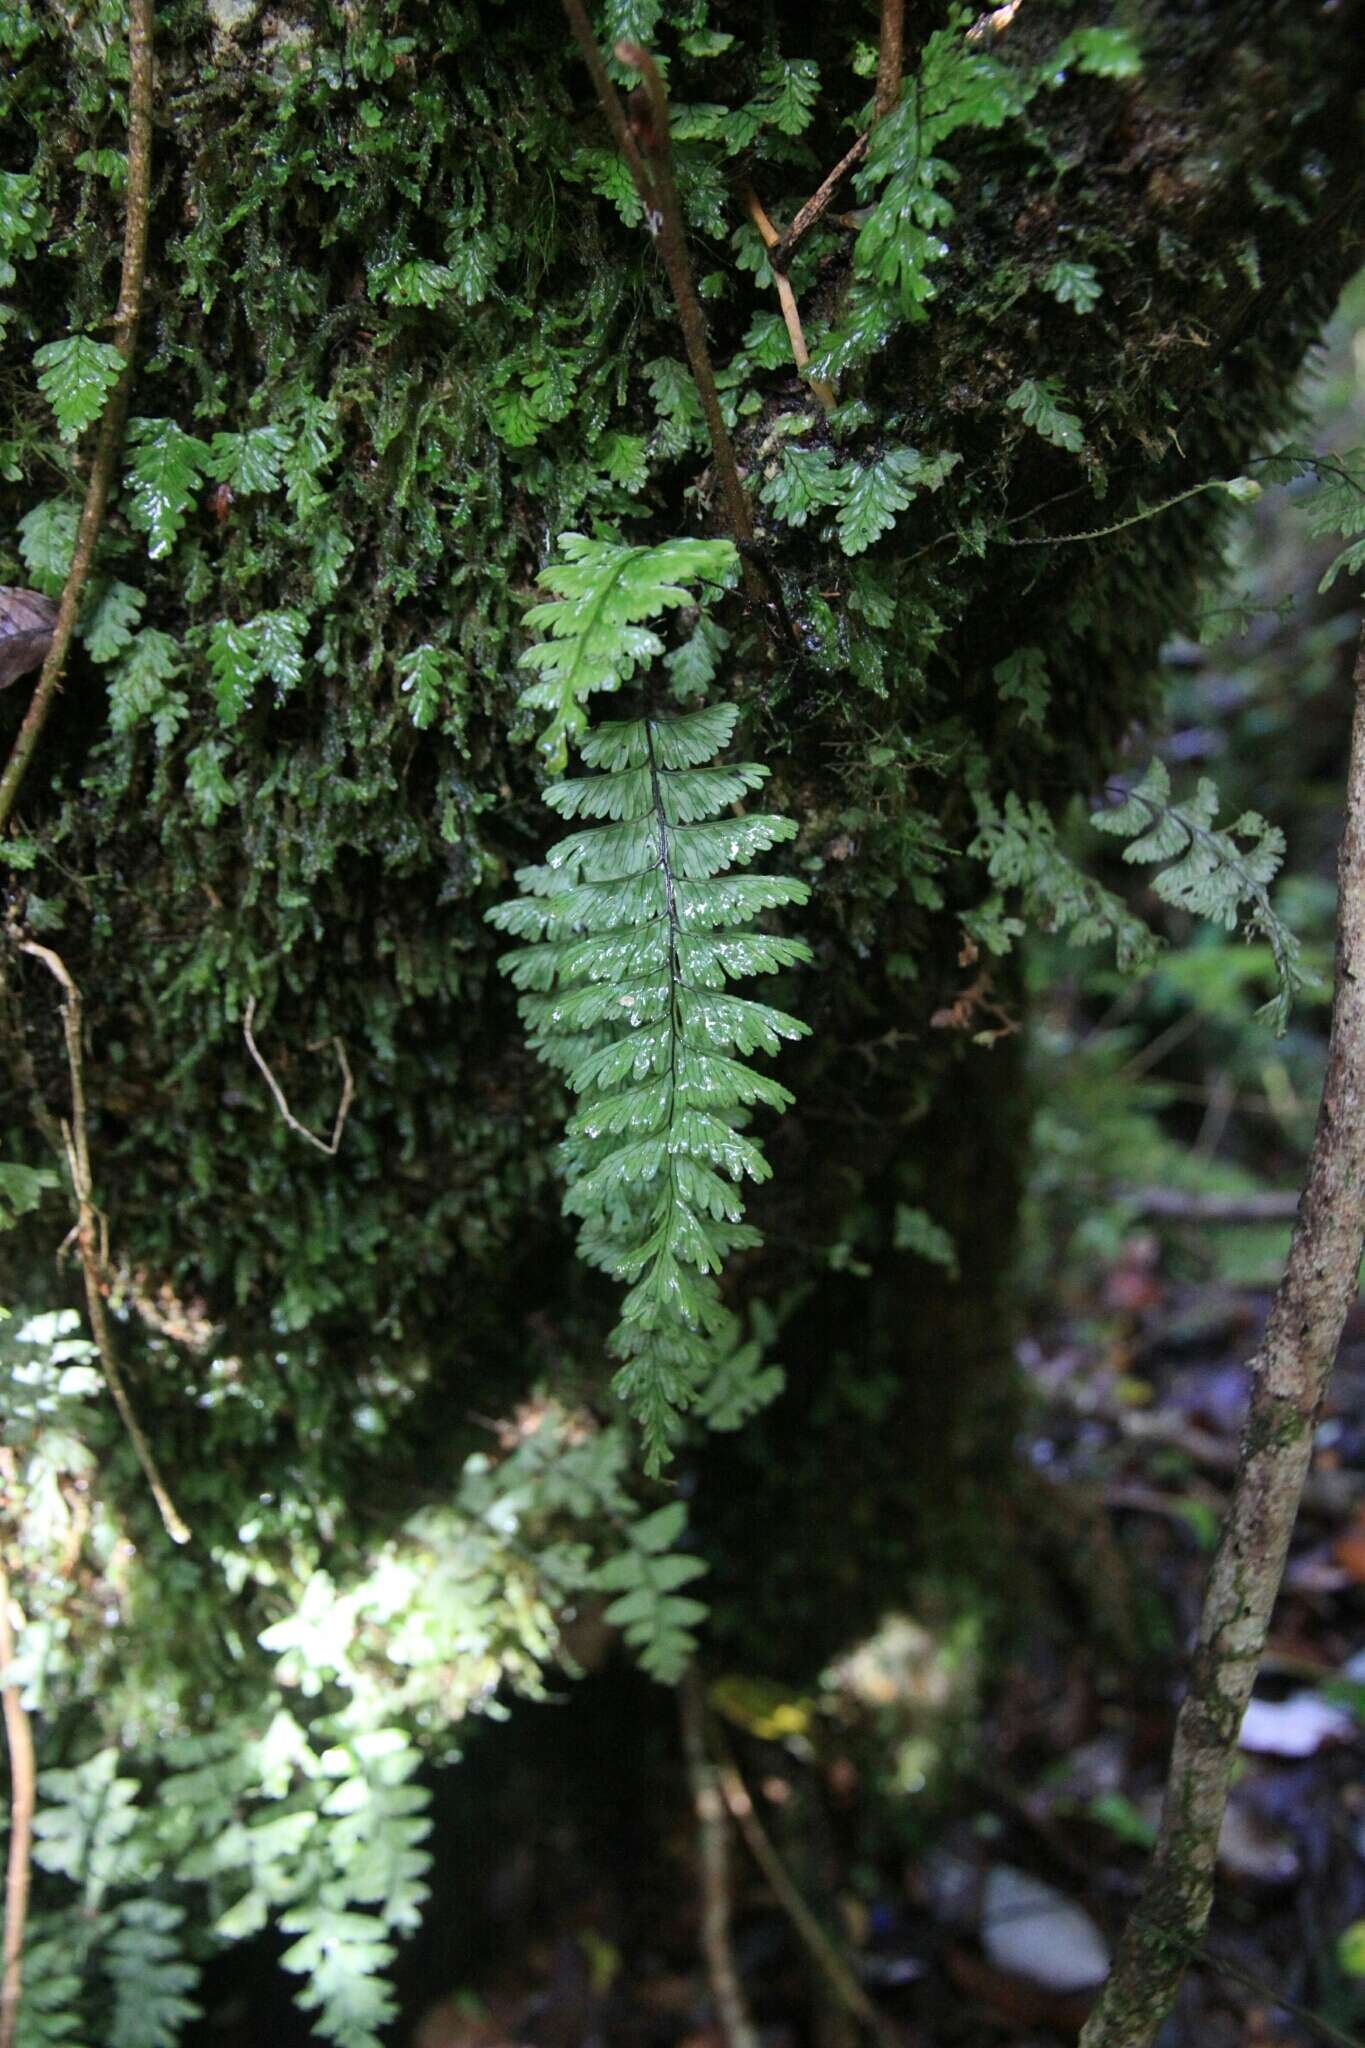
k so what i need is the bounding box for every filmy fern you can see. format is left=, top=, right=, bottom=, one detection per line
left=1094, top=758, right=1308, bottom=1032
left=515, top=532, right=738, bottom=772
left=489, top=702, right=810, bottom=1468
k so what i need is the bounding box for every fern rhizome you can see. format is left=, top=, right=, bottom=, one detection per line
left=489, top=536, right=810, bottom=1467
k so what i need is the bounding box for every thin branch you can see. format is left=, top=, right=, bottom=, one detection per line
left=0, top=1565, right=35, bottom=2048
left=0, top=0, right=154, bottom=836
left=770, top=133, right=869, bottom=274
left=741, top=187, right=835, bottom=414
left=557, top=2, right=762, bottom=594
left=1117, top=1187, right=1300, bottom=1223
left=874, top=0, right=906, bottom=121
left=1079, top=620, right=1365, bottom=2048
left=242, top=997, right=354, bottom=1157
left=14, top=937, right=190, bottom=1547
left=679, top=1669, right=759, bottom=2048
left=559, top=0, right=658, bottom=217
left=709, top=1724, right=898, bottom=2048
left=613, top=40, right=761, bottom=586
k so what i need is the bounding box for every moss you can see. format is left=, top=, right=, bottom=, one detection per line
left=1, top=0, right=1362, bottom=1655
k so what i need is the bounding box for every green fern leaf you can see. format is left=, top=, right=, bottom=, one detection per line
left=34, top=335, right=125, bottom=441
left=1094, top=759, right=1308, bottom=1031
left=490, top=701, right=810, bottom=1470
left=124, top=418, right=211, bottom=559
left=517, top=535, right=739, bottom=772
left=1005, top=378, right=1085, bottom=454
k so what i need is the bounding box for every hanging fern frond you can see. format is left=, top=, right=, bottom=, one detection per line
left=1093, top=757, right=1309, bottom=1033
left=515, top=533, right=739, bottom=772
left=489, top=703, right=810, bottom=1469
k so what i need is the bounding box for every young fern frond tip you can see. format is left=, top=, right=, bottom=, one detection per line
left=489, top=702, right=811, bottom=1470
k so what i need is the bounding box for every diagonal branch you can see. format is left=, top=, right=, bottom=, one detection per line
left=14, top=937, right=190, bottom=1548
left=1079, top=620, right=1365, bottom=2048
left=558, top=2, right=763, bottom=597
left=679, top=1668, right=759, bottom=2048
left=742, top=187, right=835, bottom=414
left=0, top=0, right=155, bottom=836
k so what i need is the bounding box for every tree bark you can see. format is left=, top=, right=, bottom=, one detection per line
left=1080, top=624, right=1365, bottom=2048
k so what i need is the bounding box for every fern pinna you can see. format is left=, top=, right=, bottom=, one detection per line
left=489, top=701, right=810, bottom=1468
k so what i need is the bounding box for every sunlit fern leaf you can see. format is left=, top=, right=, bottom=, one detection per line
left=488, top=703, right=810, bottom=1470
left=515, top=534, right=739, bottom=773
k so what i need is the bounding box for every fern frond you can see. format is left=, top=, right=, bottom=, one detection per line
left=516, top=535, right=739, bottom=772
left=1094, top=758, right=1309, bottom=1032
left=491, top=703, right=810, bottom=1469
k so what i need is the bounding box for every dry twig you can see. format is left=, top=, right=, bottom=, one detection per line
left=741, top=188, right=835, bottom=414
left=0, top=1564, right=35, bottom=2048
left=1080, top=622, right=1365, bottom=2048
left=14, top=937, right=190, bottom=1547
left=679, top=1669, right=759, bottom=2048
left=0, top=0, right=155, bottom=835
left=770, top=133, right=870, bottom=274
left=242, top=997, right=354, bottom=1157
left=558, top=1, right=762, bottom=596
left=709, top=1724, right=897, bottom=2047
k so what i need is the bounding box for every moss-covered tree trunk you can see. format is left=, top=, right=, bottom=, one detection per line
left=1, top=0, right=1363, bottom=1666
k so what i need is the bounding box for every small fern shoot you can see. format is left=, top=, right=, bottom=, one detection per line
left=1094, top=758, right=1309, bottom=1032
left=489, top=703, right=810, bottom=1468
left=516, top=533, right=739, bottom=772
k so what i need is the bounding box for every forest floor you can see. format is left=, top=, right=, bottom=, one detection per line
left=374, top=1247, right=1365, bottom=2048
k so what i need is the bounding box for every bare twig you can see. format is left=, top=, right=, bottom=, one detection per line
left=0, top=1565, right=35, bottom=2048
left=1080, top=622, right=1365, bottom=2048
left=1117, top=1187, right=1301, bottom=1223
left=770, top=133, right=869, bottom=273
left=0, top=0, right=154, bottom=835
left=680, top=1669, right=759, bottom=2048
left=557, top=2, right=762, bottom=594
left=14, top=937, right=190, bottom=1547
left=242, top=997, right=354, bottom=1156
left=874, top=0, right=906, bottom=120
left=741, top=187, right=835, bottom=414
left=709, top=1725, right=897, bottom=2048
left=613, top=40, right=761, bottom=585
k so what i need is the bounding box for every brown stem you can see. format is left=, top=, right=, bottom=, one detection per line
left=0, top=0, right=154, bottom=836
left=612, top=41, right=761, bottom=592
left=742, top=187, right=835, bottom=414
left=770, top=132, right=870, bottom=274
left=679, top=1669, right=759, bottom=2048
left=242, top=996, right=355, bottom=1156
left=0, top=1566, right=35, bottom=2048
left=558, top=0, right=657, bottom=218
left=14, top=938, right=190, bottom=1548
left=558, top=4, right=763, bottom=595
left=709, top=1724, right=897, bottom=2048
left=1079, top=621, right=1365, bottom=2048
left=874, top=0, right=905, bottom=121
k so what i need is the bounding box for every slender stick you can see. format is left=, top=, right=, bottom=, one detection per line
left=874, top=0, right=906, bottom=120
left=0, top=1566, right=35, bottom=2048
left=557, top=0, right=762, bottom=593
left=770, top=133, right=869, bottom=274
left=742, top=187, right=835, bottom=414
left=0, top=0, right=154, bottom=836
left=613, top=41, right=760, bottom=585
left=15, top=939, right=190, bottom=1547
left=1080, top=621, right=1365, bottom=2048
left=709, top=1725, right=898, bottom=2048
left=679, top=1669, right=759, bottom=2048
left=242, top=997, right=354, bottom=1156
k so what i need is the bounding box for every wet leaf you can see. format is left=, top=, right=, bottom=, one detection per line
left=0, top=585, right=57, bottom=688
